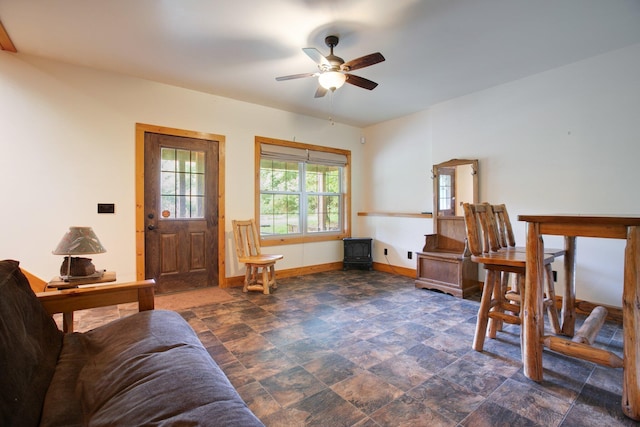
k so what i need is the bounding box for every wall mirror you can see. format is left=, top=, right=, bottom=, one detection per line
left=432, top=159, right=478, bottom=233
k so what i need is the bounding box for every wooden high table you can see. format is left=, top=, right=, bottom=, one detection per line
left=518, top=214, right=640, bottom=421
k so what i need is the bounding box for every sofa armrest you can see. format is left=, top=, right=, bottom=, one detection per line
left=36, top=280, right=155, bottom=332
left=21, top=268, right=48, bottom=293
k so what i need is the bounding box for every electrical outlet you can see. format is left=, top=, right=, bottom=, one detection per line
left=407, top=251, right=412, bottom=259
left=384, top=248, right=388, bottom=255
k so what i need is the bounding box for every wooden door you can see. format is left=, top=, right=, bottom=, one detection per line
left=144, top=132, right=219, bottom=293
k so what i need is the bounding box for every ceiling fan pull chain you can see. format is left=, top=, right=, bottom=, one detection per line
left=329, top=91, right=335, bottom=126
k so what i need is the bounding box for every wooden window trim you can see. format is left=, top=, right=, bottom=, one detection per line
left=255, top=136, right=351, bottom=247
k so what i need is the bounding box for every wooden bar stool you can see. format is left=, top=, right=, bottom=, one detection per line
left=490, top=204, right=563, bottom=334
left=463, top=203, right=560, bottom=351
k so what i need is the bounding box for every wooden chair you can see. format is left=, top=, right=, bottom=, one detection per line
left=232, top=219, right=283, bottom=294
left=492, top=204, right=565, bottom=259
left=463, top=203, right=560, bottom=351
left=490, top=203, right=564, bottom=326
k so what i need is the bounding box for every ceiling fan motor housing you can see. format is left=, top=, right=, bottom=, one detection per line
left=323, top=35, right=344, bottom=71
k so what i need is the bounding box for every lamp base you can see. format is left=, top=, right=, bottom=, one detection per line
left=60, top=256, right=96, bottom=277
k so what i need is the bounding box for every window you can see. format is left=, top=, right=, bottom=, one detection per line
left=256, top=137, right=350, bottom=245
left=160, top=148, right=205, bottom=219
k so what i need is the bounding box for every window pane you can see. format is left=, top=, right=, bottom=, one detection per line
left=191, top=173, right=204, bottom=196
left=161, top=195, right=175, bottom=218
left=261, top=193, right=275, bottom=214
left=192, top=151, right=205, bottom=173
left=161, top=148, right=176, bottom=172
left=306, top=164, right=340, bottom=193
left=175, top=195, right=189, bottom=218
left=260, top=193, right=275, bottom=234
left=177, top=149, right=191, bottom=173
left=161, top=171, right=176, bottom=195
left=259, top=193, right=301, bottom=235
left=325, top=168, right=340, bottom=193
left=191, top=196, right=204, bottom=217
left=261, top=159, right=299, bottom=192
left=271, top=194, right=299, bottom=234
left=306, top=195, right=340, bottom=232
left=260, top=161, right=275, bottom=191
left=176, top=172, right=190, bottom=195
left=159, top=147, right=205, bottom=219
left=439, top=175, right=452, bottom=210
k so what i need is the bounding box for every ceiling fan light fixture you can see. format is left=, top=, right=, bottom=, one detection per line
left=318, top=71, right=346, bottom=91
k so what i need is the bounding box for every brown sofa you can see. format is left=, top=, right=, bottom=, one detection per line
left=0, top=260, right=264, bottom=426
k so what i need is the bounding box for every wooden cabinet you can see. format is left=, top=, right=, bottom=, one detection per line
left=415, top=253, right=477, bottom=297
left=415, top=217, right=479, bottom=297
left=415, top=159, right=480, bottom=298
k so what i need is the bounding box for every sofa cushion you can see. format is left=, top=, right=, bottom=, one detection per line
left=41, top=310, right=263, bottom=426
left=0, top=260, right=64, bottom=427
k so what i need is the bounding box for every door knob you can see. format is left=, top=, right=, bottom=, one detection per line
left=147, top=224, right=156, bottom=231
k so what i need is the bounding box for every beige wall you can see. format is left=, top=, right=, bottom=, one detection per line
left=0, top=53, right=365, bottom=282
left=360, top=43, right=640, bottom=306
left=2, top=42, right=639, bottom=307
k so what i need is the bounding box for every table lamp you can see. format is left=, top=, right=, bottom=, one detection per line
left=52, top=226, right=107, bottom=281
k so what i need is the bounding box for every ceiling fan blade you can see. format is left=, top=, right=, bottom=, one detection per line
left=275, top=72, right=317, bottom=81
left=303, top=47, right=330, bottom=66
left=345, top=74, right=378, bottom=90
left=341, top=52, right=385, bottom=72
left=314, top=86, right=328, bottom=98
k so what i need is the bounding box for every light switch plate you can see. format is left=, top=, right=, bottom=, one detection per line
left=97, top=203, right=115, bottom=214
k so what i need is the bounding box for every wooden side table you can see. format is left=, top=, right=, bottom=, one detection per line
left=38, top=276, right=155, bottom=333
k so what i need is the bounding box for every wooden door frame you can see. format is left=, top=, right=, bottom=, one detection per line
left=135, top=123, right=227, bottom=287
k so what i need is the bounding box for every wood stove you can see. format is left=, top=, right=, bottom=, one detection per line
left=343, top=238, right=373, bottom=270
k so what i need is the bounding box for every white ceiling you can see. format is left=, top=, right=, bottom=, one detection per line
left=2, top=0, right=640, bottom=127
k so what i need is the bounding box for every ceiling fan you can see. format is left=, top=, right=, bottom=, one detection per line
left=276, top=35, right=385, bottom=98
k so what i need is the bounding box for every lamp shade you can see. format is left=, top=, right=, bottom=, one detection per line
left=318, top=71, right=346, bottom=91
left=53, top=227, right=107, bottom=255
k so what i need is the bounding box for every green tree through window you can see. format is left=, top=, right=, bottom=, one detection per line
left=257, top=138, right=349, bottom=242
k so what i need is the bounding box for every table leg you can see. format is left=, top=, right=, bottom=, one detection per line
left=523, top=221, right=545, bottom=381
left=622, top=226, right=640, bottom=420
left=561, top=236, right=577, bottom=336
left=137, top=286, right=155, bottom=311
left=62, top=312, right=74, bottom=333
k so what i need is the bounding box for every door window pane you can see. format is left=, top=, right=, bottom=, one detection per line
left=160, top=147, right=205, bottom=219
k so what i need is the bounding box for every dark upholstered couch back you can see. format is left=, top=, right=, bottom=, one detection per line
left=0, top=260, right=63, bottom=427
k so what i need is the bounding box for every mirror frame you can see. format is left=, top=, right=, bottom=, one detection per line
left=432, top=158, right=478, bottom=234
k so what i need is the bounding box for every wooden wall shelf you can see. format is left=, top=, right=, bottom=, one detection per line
left=357, top=212, right=432, bottom=218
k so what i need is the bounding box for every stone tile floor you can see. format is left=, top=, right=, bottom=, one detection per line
left=70, top=270, right=636, bottom=426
